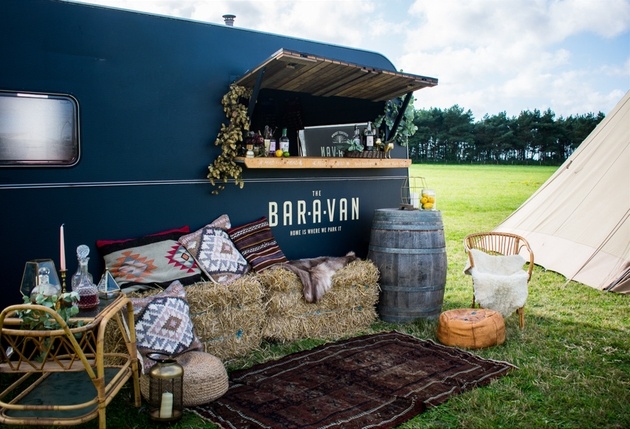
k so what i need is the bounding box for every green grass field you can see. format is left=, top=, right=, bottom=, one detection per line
left=15, top=164, right=629, bottom=429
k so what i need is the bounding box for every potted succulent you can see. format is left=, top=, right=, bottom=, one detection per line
left=336, top=136, right=364, bottom=157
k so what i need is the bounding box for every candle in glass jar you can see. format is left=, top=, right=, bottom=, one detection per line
left=59, top=224, right=66, bottom=271
left=159, top=392, right=173, bottom=419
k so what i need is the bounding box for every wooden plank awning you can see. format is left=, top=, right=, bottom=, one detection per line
left=234, top=49, right=438, bottom=102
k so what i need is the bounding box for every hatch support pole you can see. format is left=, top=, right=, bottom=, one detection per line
left=247, top=67, right=266, bottom=119
left=387, top=91, right=413, bottom=142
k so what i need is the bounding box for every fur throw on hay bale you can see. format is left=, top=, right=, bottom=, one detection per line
left=258, top=258, right=380, bottom=342
left=282, top=251, right=358, bottom=302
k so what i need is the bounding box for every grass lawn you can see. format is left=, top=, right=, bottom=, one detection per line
left=10, top=164, right=629, bottom=428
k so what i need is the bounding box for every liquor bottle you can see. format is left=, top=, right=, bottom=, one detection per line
left=71, top=245, right=93, bottom=290
left=364, top=121, right=375, bottom=151
left=279, top=128, right=290, bottom=153
left=74, top=257, right=99, bottom=310
left=71, top=245, right=99, bottom=310
left=264, top=125, right=274, bottom=156
left=352, top=125, right=361, bottom=150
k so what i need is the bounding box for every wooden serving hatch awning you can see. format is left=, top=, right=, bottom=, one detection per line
left=234, top=49, right=438, bottom=103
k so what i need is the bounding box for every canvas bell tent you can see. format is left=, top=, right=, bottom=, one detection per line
left=496, top=90, right=630, bottom=294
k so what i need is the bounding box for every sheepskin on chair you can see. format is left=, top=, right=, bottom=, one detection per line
left=464, top=248, right=528, bottom=317
left=282, top=251, right=357, bottom=302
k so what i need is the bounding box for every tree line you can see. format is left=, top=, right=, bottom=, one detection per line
left=407, top=105, right=605, bottom=165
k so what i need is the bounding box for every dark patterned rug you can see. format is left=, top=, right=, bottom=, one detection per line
left=191, top=331, right=516, bottom=429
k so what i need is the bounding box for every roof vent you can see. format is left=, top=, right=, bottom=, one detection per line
left=222, top=14, right=236, bottom=26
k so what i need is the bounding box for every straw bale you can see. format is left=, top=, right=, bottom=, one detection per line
left=263, top=307, right=379, bottom=342
left=185, top=275, right=264, bottom=359
left=191, top=301, right=264, bottom=360
left=102, top=315, right=129, bottom=366
left=185, top=274, right=264, bottom=312
left=259, top=259, right=380, bottom=341
left=103, top=275, right=265, bottom=361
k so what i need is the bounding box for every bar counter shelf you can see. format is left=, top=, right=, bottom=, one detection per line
left=235, top=156, right=411, bottom=169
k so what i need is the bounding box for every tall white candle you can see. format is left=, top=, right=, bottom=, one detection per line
left=59, top=224, right=66, bottom=271
left=159, top=392, right=173, bottom=419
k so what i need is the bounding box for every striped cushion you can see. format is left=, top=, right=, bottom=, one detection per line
left=227, top=217, right=287, bottom=272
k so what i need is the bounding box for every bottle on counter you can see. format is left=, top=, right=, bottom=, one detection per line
left=279, top=128, right=290, bottom=154
left=364, top=121, right=375, bottom=151
left=264, top=125, right=273, bottom=156
left=352, top=124, right=361, bottom=150
left=71, top=245, right=99, bottom=310
left=71, top=245, right=93, bottom=290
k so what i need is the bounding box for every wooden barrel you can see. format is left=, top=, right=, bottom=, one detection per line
left=368, top=208, right=447, bottom=322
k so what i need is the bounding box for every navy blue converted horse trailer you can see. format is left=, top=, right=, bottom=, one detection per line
left=0, top=0, right=437, bottom=309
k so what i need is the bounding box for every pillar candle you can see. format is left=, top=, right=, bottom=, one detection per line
left=410, top=192, right=420, bottom=209
left=159, top=392, right=173, bottom=419
left=59, top=224, right=66, bottom=271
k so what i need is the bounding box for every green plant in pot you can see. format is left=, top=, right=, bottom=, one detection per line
left=336, top=136, right=364, bottom=157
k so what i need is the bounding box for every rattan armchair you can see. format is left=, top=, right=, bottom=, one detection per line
left=464, top=232, right=534, bottom=329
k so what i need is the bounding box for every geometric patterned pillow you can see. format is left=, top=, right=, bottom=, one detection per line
left=227, top=217, right=288, bottom=273
left=97, top=227, right=204, bottom=288
left=179, top=226, right=250, bottom=284
left=130, top=281, right=203, bottom=372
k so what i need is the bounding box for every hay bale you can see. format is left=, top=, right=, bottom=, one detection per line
left=102, top=315, right=131, bottom=366
left=264, top=307, right=378, bottom=342
left=179, top=274, right=265, bottom=360
left=103, top=274, right=265, bottom=362
left=258, top=259, right=380, bottom=341
left=190, top=301, right=264, bottom=360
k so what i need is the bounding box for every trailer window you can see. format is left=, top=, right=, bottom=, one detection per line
left=0, top=91, right=79, bottom=166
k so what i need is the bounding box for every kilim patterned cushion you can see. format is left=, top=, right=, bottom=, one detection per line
left=228, top=217, right=288, bottom=272
left=130, top=281, right=203, bottom=372
left=179, top=215, right=250, bottom=284
left=97, top=226, right=204, bottom=288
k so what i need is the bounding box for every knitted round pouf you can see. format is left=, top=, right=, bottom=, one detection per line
left=436, top=308, right=505, bottom=349
left=140, top=351, right=228, bottom=406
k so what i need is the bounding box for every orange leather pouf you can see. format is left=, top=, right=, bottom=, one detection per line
left=437, top=308, right=505, bottom=349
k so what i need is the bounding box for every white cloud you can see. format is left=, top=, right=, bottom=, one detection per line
left=549, top=0, right=630, bottom=39
left=401, top=0, right=630, bottom=118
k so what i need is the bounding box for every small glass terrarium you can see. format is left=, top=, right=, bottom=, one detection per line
left=97, top=268, right=120, bottom=300
left=20, top=259, right=61, bottom=299
left=401, top=176, right=437, bottom=210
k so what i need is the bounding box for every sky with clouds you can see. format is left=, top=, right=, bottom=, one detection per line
left=68, top=0, right=629, bottom=121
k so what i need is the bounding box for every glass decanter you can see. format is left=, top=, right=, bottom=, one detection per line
left=72, top=245, right=99, bottom=310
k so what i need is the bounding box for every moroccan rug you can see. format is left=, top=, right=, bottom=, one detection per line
left=191, top=331, right=516, bottom=429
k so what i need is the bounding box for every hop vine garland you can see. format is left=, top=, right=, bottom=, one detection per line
left=207, top=84, right=252, bottom=194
